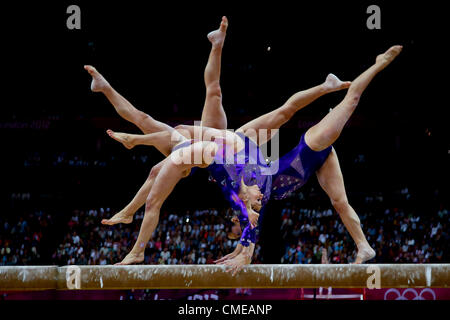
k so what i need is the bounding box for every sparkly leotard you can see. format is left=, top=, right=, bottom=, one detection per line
left=207, top=131, right=332, bottom=246
left=173, top=131, right=333, bottom=246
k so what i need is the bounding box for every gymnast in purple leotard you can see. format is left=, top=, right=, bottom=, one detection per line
left=208, top=45, right=402, bottom=273
left=206, top=130, right=332, bottom=249
left=96, top=32, right=401, bottom=270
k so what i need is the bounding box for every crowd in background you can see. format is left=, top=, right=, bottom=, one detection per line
left=0, top=211, right=52, bottom=265
left=279, top=201, right=448, bottom=264
left=1, top=187, right=448, bottom=266
left=50, top=207, right=259, bottom=266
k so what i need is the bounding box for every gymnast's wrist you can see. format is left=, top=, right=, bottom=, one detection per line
left=242, top=243, right=255, bottom=260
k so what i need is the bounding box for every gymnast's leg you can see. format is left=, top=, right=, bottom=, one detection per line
left=84, top=65, right=173, bottom=137
left=101, top=157, right=168, bottom=225
left=115, top=160, right=188, bottom=264
left=304, top=45, right=402, bottom=262
left=105, top=129, right=185, bottom=155
left=83, top=67, right=190, bottom=226
left=117, top=141, right=218, bottom=264
left=304, top=45, right=403, bottom=151
left=236, top=74, right=351, bottom=145
left=100, top=127, right=190, bottom=225
left=316, top=148, right=375, bottom=263
left=200, top=16, right=228, bottom=130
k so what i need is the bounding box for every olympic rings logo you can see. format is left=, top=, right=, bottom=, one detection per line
left=384, top=288, right=436, bottom=300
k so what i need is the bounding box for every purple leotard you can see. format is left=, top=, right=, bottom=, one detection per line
left=271, top=133, right=332, bottom=199
left=207, top=132, right=272, bottom=208
left=207, top=132, right=332, bottom=246
left=172, top=132, right=332, bottom=247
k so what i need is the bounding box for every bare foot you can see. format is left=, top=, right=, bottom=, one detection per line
left=323, top=73, right=352, bottom=92
left=84, top=65, right=110, bottom=92
left=115, top=251, right=145, bottom=265
left=207, top=16, right=228, bottom=48
left=375, top=45, right=403, bottom=70
left=106, top=129, right=135, bottom=149
left=354, top=246, right=376, bottom=264
left=101, top=209, right=133, bottom=226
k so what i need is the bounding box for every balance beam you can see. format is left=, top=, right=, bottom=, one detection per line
left=1, top=264, right=449, bottom=291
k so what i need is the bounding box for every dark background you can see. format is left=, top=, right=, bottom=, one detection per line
left=1, top=1, right=448, bottom=263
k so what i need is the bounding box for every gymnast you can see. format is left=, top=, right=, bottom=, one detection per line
left=84, top=18, right=402, bottom=270
left=211, top=44, right=402, bottom=273
left=84, top=16, right=231, bottom=226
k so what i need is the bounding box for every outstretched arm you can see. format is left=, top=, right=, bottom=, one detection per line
left=214, top=243, right=243, bottom=264
left=216, top=219, right=258, bottom=275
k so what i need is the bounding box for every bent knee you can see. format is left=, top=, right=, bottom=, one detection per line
left=174, top=124, right=186, bottom=131
left=304, top=128, right=335, bottom=152
left=181, top=168, right=192, bottom=177
left=169, top=141, right=217, bottom=168
left=149, top=165, right=160, bottom=180
left=174, top=125, right=193, bottom=140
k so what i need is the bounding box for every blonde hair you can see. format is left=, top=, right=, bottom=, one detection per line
left=237, top=176, right=251, bottom=207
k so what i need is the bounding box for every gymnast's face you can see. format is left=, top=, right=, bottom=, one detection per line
left=240, top=184, right=263, bottom=212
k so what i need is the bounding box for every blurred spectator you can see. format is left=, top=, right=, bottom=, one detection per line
left=1, top=187, right=448, bottom=266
